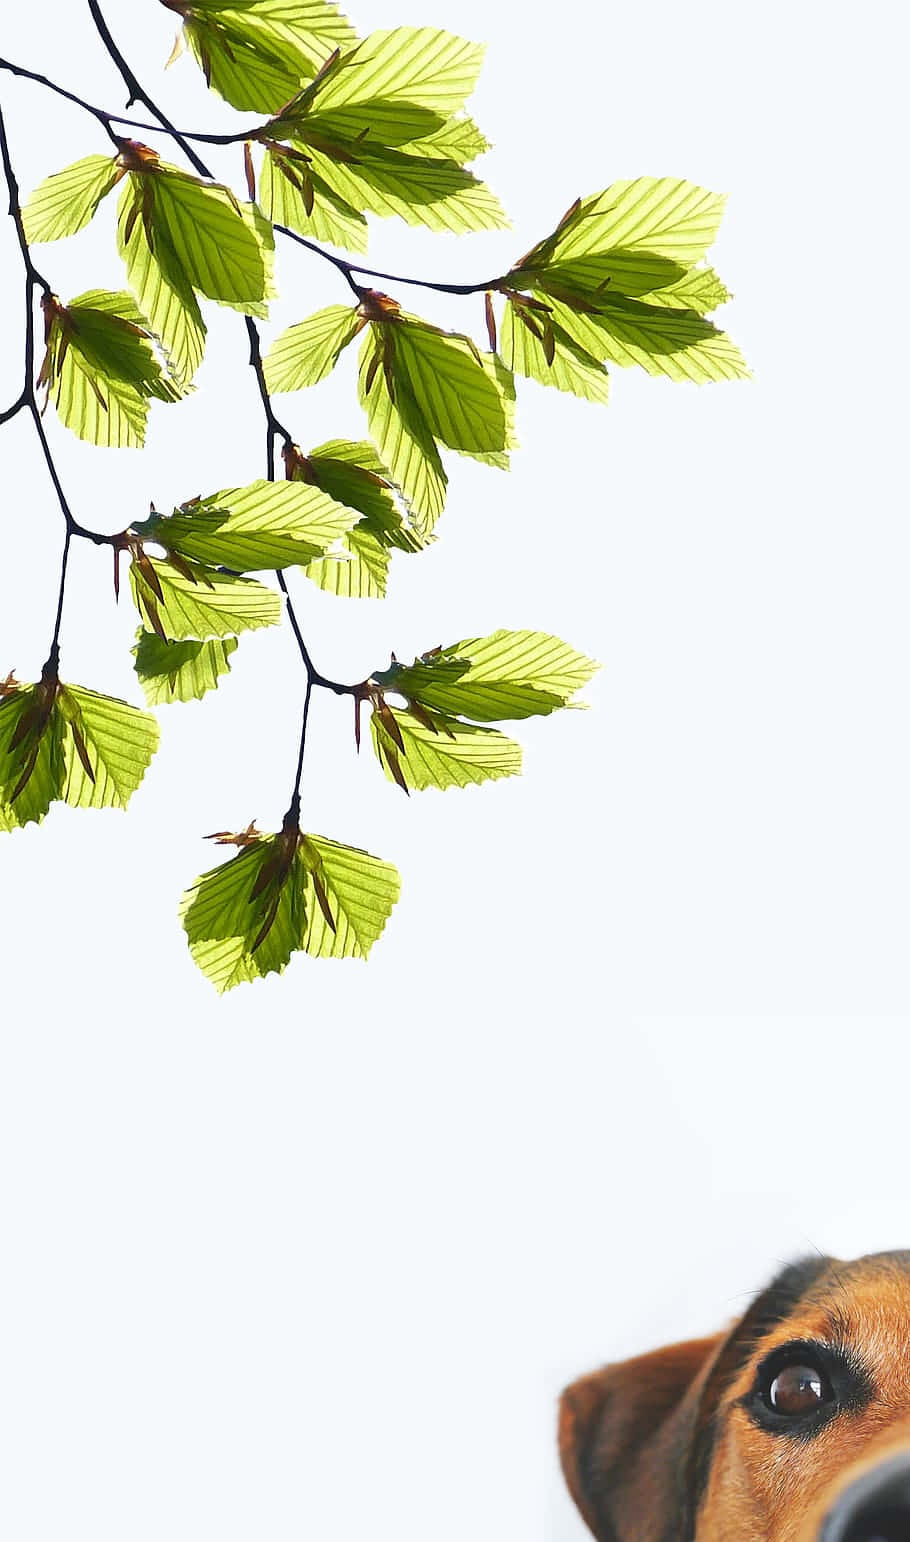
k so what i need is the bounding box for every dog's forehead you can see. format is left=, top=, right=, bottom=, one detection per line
left=730, top=1252, right=910, bottom=1390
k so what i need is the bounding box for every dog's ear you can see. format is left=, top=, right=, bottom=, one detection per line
left=558, top=1334, right=724, bottom=1540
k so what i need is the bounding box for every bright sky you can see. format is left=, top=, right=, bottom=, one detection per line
left=0, top=2, right=907, bottom=1539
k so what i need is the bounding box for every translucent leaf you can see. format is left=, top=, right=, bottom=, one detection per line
left=180, top=835, right=308, bottom=992
left=500, top=300, right=609, bottom=405
left=358, top=332, right=446, bottom=534
left=41, top=290, right=180, bottom=449
left=178, top=0, right=355, bottom=112
left=298, top=834, right=400, bottom=958
left=150, top=166, right=273, bottom=308
left=302, top=27, right=483, bottom=144
left=380, top=629, right=599, bottom=721
left=305, top=526, right=390, bottom=598
left=638, top=265, right=731, bottom=314
left=139, top=479, right=360, bottom=570
left=370, top=703, right=521, bottom=791
left=0, top=683, right=65, bottom=829
left=303, top=141, right=507, bottom=234
left=264, top=305, right=361, bottom=392
left=549, top=296, right=750, bottom=384
left=397, top=115, right=488, bottom=162
left=129, top=554, right=281, bottom=640
left=22, top=155, right=122, bottom=244
left=516, top=178, right=728, bottom=298
left=58, top=685, right=159, bottom=810
left=118, top=180, right=206, bottom=389
left=259, top=147, right=368, bottom=254
left=392, top=320, right=509, bottom=453
left=133, top=630, right=238, bottom=705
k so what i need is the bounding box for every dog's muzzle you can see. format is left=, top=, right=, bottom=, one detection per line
left=820, top=1452, right=910, bottom=1542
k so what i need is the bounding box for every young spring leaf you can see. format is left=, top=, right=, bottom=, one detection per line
left=548, top=294, right=751, bottom=384
left=285, top=439, right=426, bottom=599
left=512, top=178, right=729, bottom=299
left=133, top=630, right=239, bottom=705
left=637, top=266, right=731, bottom=314
left=118, top=177, right=207, bottom=389
left=263, top=304, right=363, bottom=393
left=377, top=630, right=599, bottom=721
left=298, top=140, right=507, bottom=235
left=169, top=0, right=357, bottom=114
left=0, top=671, right=158, bottom=825
left=370, top=702, right=522, bottom=792
left=21, top=155, right=124, bottom=244
left=258, top=144, right=369, bottom=253
left=129, top=553, right=282, bottom=640
left=302, top=27, right=485, bottom=142
left=500, top=297, right=610, bottom=405
left=57, top=686, right=160, bottom=810
left=389, top=317, right=511, bottom=454
left=180, top=822, right=400, bottom=989
left=39, top=290, right=180, bottom=449
left=358, top=329, right=447, bottom=534
left=135, top=479, right=360, bottom=571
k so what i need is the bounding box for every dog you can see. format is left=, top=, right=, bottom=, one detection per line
left=559, top=1251, right=910, bottom=1540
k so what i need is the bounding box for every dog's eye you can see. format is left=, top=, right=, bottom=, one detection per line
left=768, top=1362, right=828, bottom=1416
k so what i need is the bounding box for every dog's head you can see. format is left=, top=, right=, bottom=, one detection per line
left=560, top=1252, right=910, bottom=1541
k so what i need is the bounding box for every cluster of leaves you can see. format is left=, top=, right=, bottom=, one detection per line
left=3, top=0, right=747, bottom=989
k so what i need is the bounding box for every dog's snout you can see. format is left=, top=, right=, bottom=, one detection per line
left=820, top=1453, right=910, bottom=1542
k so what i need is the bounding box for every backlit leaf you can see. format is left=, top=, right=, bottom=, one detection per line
left=298, top=834, right=400, bottom=958
left=137, top=479, right=360, bottom=571
left=133, top=630, right=238, bottom=705
left=304, top=27, right=484, bottom=141
left=175, top=0, right=356, bottom=112
left=264, top=305, right=362, bottom=392
left=259, top=146, right=368, bottom=253
left=549, top=295, right=751, bottom=384
left=118, top=179, right=207, bottom=389
left=303, top=140, right=507, bottom=234
left=58, top=685, right=159, bottom=810
left=22, top=154, right=123, bottom=244
left=391, top=319, right=510, bottom=453
left=500, top=299, right=609, bottom=404
left=129, top=554, right=282, bottom=640
left=370, top=703, right=521, bottom=791
left=359, top=331, right=446, bottom=534
left=379, top=629, right=599, bottom=721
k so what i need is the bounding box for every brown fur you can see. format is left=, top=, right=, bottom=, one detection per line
left=560, top=1252, right=910, bottom=1541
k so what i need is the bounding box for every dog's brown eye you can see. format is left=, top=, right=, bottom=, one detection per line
left=769, top=1363, right=826, bottom=1415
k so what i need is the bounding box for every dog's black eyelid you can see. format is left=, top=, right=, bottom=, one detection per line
left=742, top=1340, right=871, bottom=1438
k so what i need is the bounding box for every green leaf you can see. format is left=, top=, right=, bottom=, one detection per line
left=0, top=674, right=157, bottom=824
left=370, top=703, right=521, bottom=791
left=180, top=832, right=307, bottom=991
left=129, top=554, right=282, bottom=640
left=638, top=265, right=731, bottom=314
left=263, top=305, right=362, bottom=392
left=397, top=114, right=488, bottom=162
left=358, top=331, right=446, bottom=535
left=514, top=178, right=728, bottom=299
left=178, top=0, right=357, bottom=113
left=259, top=146, right=368, bottom=253
left=298, top=834, right=400, bottom=959
left=500, top=299, right=609, bottom=405
left=21, top=155, right=123, bottom=243
left=118, top=179, right=207, bottom=389
left=549, top=295, right=750, bottom=384
left=133, top=630, right=238, bottom=705
left=302, top=140, right=507, bottom=234
left=391, top=319, right=510, bottom=454
left=379, top=629, right=599, bottom=721
left=304, top=27, right=484, bottom=140
left=148, top=164, right=274, bottom=308
left=290, top=438, right=426, bottom=598
left=0, top=681, right=65, bottom=829
left=138, top=479, right=360, bottom=571
left=180, top=821, right=399, bottom=988
left=40, top=290, right=180, bottom=449
left=57, top=685, right=159, bottom=810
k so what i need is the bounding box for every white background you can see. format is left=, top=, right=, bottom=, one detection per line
left=0, top=1, right=908, bottom=1537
